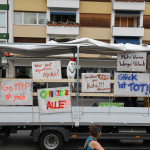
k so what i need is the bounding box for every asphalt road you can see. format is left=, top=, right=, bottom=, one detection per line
left=0, top=131, right=150, bottom=150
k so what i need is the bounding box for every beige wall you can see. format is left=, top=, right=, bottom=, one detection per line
left=14, top=0, right=47, bottom=12
left=144, top=4, right=150, bottom=15
left=79, top=2, right=112, bottom=14
left=79, top=27, right=111, bottom=40
left=13, top=25, right=46, bottom=38
left=142, top=29, right=150, bottom=41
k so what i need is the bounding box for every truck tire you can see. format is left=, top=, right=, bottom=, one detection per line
left=0, top=127, right=10, bottom=140
left=39, top=131, right=64, bottom=150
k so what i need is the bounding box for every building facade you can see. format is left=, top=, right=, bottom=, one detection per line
left=0, top=0, right=13, bottom=43
left=79, top=0, right=150, bottom=44
left=0, top=0, right=149, bottom=44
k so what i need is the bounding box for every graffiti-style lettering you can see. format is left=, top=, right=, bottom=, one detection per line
left=128, top=83, right=149, bottom=95
left=118, top=82, right=127, bottom=89
left=40, top=89, right=69, bottom=99
left=40, top=90, right=47, bottom=99
left=65, top=90, right=69, bottom=96
left=2, top=83, right=13, bottom=91
left=47, top=100, right=65, bottom=110
left=118, top=74, right=137, bottom=81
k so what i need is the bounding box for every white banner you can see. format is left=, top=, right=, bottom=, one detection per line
left=82, top=73, right=110, bottom=92
left=32, top=61, right=62, bottom=79
left=37, top=87, right=71, bottom=114
left=117, top=53, right=146, bottom=72
left=114, top=73, right=149, bottom=97
left=0, top=79, right=33, bottom=105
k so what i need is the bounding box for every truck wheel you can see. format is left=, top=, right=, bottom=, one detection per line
left=39, top=131, right=63, bottom=150
left=0, top=127, right=10, bottom=140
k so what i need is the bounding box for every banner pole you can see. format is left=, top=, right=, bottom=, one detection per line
left=37, top=94, right=42, bottom=133
left=70, top=85, right=74, bottom=128
left=32, top=80, right=34, bottom=123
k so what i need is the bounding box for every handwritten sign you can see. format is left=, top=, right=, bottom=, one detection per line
left=82, top=73, right=110, bottom=92
left=32, top=61, right=62, bottom=79
left=114, top=73, right=149, bottom=97
left=0, top=79, right=33, bottom=105
left=117, top=53, right=146, bottom=72
left=37, top=87, right=71, bottom=114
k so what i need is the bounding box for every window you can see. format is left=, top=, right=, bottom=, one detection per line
left=14, top=12, right=46, bottom=25
left=24, top=12, right=37, bottom=24
left=0, top=12, right=6, bottom=27
left=115, top=11, right=140, bottom=28
left=38, top=13, right=46, bottom=25
left=14, top=12, right=22, bottom=24
left=115, top=17, right=138, bottom=27
left=51, top=12, right=76, bottom=23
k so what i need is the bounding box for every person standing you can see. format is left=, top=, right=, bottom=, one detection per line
left=84, top=125, right=104, bottom=150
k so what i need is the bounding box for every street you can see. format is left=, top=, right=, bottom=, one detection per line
left=0, top=131, right=150, bottom=150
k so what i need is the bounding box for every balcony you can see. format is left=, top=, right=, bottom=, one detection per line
left=47, top=23, right=79, bottom=35
left=113, top=0, right=145, bottom=11
left=112, top=27, right=144, bottom=37
left=47, top=0, right=79, bottom=8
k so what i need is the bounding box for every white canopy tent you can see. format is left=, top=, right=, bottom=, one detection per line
left=0, top=38, right=150, bottom=56
left=0, top=38, right=150, bottom=127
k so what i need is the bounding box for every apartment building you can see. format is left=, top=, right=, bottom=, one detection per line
left=79, top=0, right=150, bottom=44
left=46, top=0, right=79, bottom=42
left=0, top=0, right=13, bottom=43
left=13, top=0, right=47, bottom=43
left=12, top=0, right=79, bottom=43
left=0, top=0, right=150, bottom=44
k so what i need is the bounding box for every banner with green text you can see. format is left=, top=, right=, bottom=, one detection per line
left=37, top=87, right=71, bottom=114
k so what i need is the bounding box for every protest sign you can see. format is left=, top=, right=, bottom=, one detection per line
left=32, top=61, right=62, bottom=79
left=37, top=87, right=71, bottom=114
left=114, top=73, right=149, bottom=97
left=0, top=79, right=33, bottom=105
left=82, top=73, right=110, bottom=92
left=117, top=53, right=146, bottom=72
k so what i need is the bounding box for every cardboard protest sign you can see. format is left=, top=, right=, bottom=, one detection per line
left=32, top=61, right=62, bottom=79
left=37, top=87, right=71, bottom=114
left=114, top=73, right=149, bottom=97
left=0, top=79, right=33, bottom=105
left=117, top=53, right=146, bottom=72
left=82, top=73, right=110, bottom=92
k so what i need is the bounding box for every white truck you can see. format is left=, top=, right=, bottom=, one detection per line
left=0, top=38, right=150, bottom=150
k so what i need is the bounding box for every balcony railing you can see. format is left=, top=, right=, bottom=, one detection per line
left=112, top=26, right=144, bottom=37
left=47, top=0, right=79, bottom=8
left=47, top=22, right=79, bottom=35
left=47, top=22, right=80, bottom=27
left=113, top=0, right=145, bottom=11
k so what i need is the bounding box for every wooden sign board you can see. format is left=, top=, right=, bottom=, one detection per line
left=37, top=87, right=71, bottom=114
left=0, top=79, right=33, bottom=105
left=114, top=73, right=149, bottom=97
left=82, top=73, right=110, bottom=92
left=117, top=53, right=146, bottom=72
left=32, top=61, right=62, bottom=79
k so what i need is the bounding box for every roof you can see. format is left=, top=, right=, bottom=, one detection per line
left=0, top=38, right=150, bottom=57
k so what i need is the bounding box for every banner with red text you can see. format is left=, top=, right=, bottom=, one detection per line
left=0, top=79, right=33, bottom=105
left=117, top=53, right=146, bottom=72
left=37, top=87, right=71, bottom=114
left=32, top=61, right=62, bottom=79
left=82, top=73, right=110, bottom=92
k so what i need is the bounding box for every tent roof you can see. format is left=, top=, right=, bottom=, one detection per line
left=0, top=38, right=150, bottom=57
